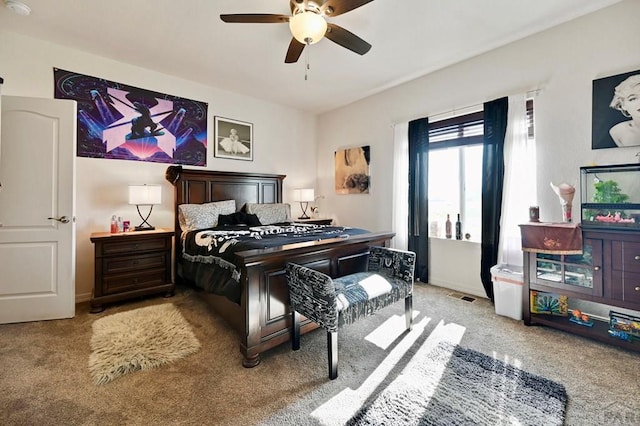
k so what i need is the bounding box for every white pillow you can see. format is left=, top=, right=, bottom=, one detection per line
left=178, top=200, right=236, bottom=232
left=245, top=203, right=291, bottom=225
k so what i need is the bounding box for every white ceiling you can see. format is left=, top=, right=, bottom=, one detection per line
left=0, top=0, right=623, bottom=114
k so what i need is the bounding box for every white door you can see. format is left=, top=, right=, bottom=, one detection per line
left=0, top=95, right=77, bottom=324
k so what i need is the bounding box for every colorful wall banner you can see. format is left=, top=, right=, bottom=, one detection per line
left=54, top=68, right=207, bottom=165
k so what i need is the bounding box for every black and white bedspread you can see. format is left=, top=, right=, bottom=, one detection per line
left=180, top=223, right=369, bottom=304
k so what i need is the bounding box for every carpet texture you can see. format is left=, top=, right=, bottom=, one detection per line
left=88, top=303, right=200, bottom=385
left=347, top=341, right=567, bottom=426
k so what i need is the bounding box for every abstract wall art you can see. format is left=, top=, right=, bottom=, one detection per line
left=54, top=68, right=208, bottom=165
left=335, top=145, right=370, bottom=194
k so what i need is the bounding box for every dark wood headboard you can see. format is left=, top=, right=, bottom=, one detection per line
left=165, top=166, right=286, bottom=258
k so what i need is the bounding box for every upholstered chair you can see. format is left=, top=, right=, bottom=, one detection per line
left=285, top=246, right=416, bottom=380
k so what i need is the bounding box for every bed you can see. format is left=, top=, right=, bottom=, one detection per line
left=165, top=166, right=395, bottom=367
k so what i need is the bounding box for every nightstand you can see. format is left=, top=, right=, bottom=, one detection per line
left=90, top=228, right=174, bottom=313
left=295, top=218, right=333, bottom=225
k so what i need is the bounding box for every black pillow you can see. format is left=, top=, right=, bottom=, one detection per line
left=217, top=211, right=262, bottom=227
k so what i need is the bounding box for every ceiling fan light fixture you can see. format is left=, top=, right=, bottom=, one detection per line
left=289, top=11, right=327, bottom=45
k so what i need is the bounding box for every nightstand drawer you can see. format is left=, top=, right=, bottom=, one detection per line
left=103, top=270, right=168, bottom=295
left=103, top=252, right=167, bottom=275
left=101, top=237, right=169, bottom=256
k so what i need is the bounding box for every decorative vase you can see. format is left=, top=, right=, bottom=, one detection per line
left=562, top=204, right=572, bottom=222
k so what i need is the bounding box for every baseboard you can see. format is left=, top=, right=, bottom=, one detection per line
left=427, top=280, right=487, bottom=299
left=75, top=292, right=92, bottom=304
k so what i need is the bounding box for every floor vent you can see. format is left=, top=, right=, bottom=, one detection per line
left=447, top=292, right=476, bottom=303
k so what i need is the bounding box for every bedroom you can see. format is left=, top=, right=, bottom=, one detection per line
left=1, top=0, right=639, bottom=424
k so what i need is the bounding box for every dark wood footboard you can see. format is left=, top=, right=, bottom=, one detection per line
left=236, top=231, right=394, bottom=366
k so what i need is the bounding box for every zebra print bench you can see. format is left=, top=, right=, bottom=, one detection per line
left=285, top=246, right=416, bottom=380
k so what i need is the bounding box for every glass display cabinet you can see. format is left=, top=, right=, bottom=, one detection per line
left=580, top=163, right=640, bottom=230
left=531, top=238, right=602, bottom=297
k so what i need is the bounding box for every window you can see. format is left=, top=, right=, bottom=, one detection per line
left=428, top=100, right=534, bottom=243
left=428, top=111, right=483, bottom=241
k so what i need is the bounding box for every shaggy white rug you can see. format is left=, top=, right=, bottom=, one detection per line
left=88, top=303, right=200, bottom=385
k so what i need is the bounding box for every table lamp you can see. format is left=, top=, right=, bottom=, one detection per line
left=128, top=184, right=162, bottom=231
left=293, top=188, right=315, bottom=220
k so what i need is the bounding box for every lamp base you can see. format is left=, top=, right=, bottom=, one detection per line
left=298, top=201, right=311, bottom=220
left=134, top=205, right=156, bottom=232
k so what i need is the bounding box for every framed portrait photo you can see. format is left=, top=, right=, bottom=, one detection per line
left=592, top=68, right=640, bottom=149
left=214, top=116, right=253, bottom=161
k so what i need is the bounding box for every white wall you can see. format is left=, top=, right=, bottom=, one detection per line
left=0, top=31, right=318, bottom=301
left=316, top=0, right=640, bottom=297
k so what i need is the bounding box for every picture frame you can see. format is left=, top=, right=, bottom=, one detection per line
left=334, top=145, right=371, bottom=194
left=592, top=68, right=640, bottom=149
left=214, top=116, right=253, bottom=161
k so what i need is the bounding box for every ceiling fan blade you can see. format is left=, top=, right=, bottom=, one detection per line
left=320, top=0, right=374, bottom=17
left=220, top=14, right=289, bottom=24
left=325, top=23, right=371, bottom=55
left=285, top=38, right=306, bottom=63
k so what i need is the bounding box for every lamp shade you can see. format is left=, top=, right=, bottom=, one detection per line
left=128, top=184, right=162, bottom=205
left=289, top=11, right=327, bottom=45
left=293, top=188, right=315, bottom=202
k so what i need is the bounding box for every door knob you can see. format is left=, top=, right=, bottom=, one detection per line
left=48, top=216, right=70, bottom=223
left=593, top=266, right=601, bottom=271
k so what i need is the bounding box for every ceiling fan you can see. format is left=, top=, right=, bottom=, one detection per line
left=220, top=0, right=373, bottom=64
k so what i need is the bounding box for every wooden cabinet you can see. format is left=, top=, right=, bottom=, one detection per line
left=523, top=228, right=640, bottom=352
left=90, top=229, right=174, bottom=313
left=294, top=218, right=333, bottom=225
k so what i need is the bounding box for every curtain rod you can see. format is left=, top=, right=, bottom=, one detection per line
left=391, top=88, right=542, bottom=127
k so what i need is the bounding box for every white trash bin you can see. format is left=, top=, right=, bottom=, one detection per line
left=490, top=264, right=523, bottom=320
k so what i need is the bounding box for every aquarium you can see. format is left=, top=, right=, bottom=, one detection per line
left=580, top=163, right=640, bottom=230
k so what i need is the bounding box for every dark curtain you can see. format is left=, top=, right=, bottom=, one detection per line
left=408, top=118, right=429, bottom=282
left=480, top=97, right=508, bottom=301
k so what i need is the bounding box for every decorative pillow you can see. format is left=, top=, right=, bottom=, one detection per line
left=244, top=203, right=292, bottom=225
left=178, top=200, right=236, bottom=232
left=217, top=211, right=262, bottom=227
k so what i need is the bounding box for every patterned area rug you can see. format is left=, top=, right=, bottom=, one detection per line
left=88, top=304, right=200, bottom=385
left=347, top=341, right=567, bottom=426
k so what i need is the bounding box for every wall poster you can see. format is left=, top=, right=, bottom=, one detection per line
left=592, top=68, right=640, bottom=149
left=54, top=68, right=208, bottom=165
left=334, top=145, right=370, bottom=194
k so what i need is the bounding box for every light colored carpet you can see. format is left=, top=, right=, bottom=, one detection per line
left=346, top=341, right=567, bottom=425
left=1, top=284, right=639, bottom=425
left=88, top=303, right=200, bottom=385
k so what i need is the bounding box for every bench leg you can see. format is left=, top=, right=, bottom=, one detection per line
left=405, top=295, right=413, bottom=331
left=292, top=310, right=301, bottom=351
left=328, top=331, right=338, bottom=380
